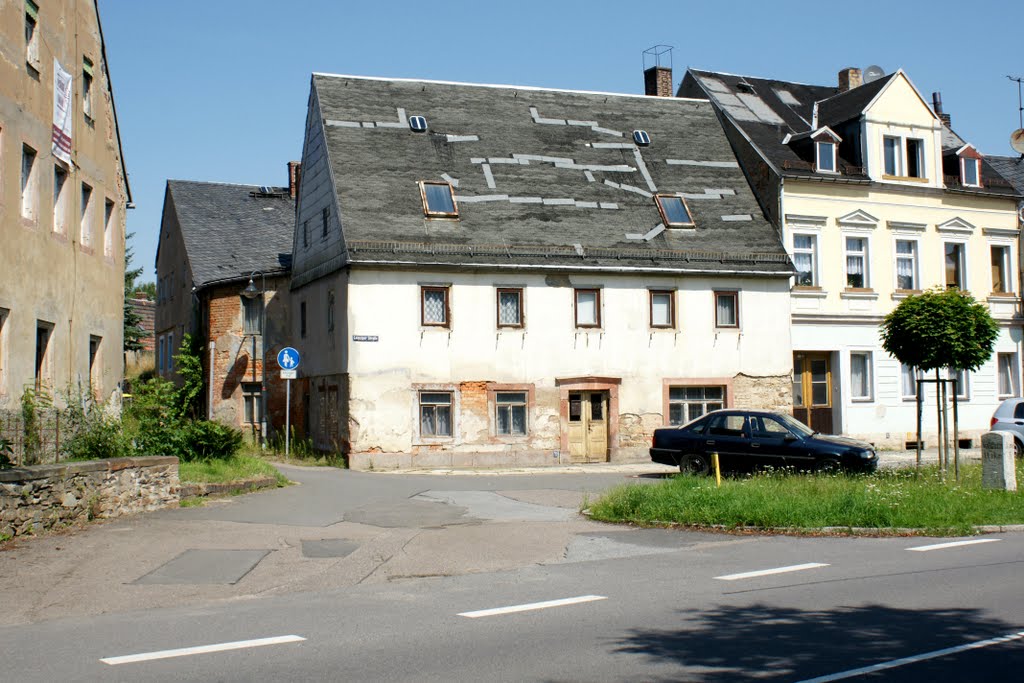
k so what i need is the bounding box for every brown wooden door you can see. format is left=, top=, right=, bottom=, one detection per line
left=792, top=353, right=834, bottom=434
left=567, top=391, right=609, bottom=463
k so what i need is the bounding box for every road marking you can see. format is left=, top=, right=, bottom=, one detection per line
left=793, top=630, right=1024, bottom=682
left=907, top=539, right=1001, bottom=552
left=100, top=635, right=306, bottom=665
left=458, top=595, right=607, bottom=618
left=714, top=562, right=829, bottom=581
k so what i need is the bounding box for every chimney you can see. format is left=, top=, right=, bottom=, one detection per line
left=932, top=92, right=951, bottom=127
left=287, top=161, right=302, bottom=199
left=837, top=67, right=862, bottom=92
left=642, top=45, right=674, bottom=97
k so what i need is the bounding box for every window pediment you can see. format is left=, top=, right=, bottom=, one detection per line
left=936, top=216, right=976, bottom=235
left=837, top=209, right=879, bottom=230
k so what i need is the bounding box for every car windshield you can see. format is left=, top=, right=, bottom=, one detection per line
left=774, top=413, right=815, bottom=437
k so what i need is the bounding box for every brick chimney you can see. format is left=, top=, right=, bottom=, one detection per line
left=644, top=66, right=673, bottom=97
left=287, top=161, right=302, bottom=199
left=838, top=67, right=863, bottom=92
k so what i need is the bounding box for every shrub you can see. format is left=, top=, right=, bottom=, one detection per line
left=0, top=435, right=13, bottom=469
left=181, top=420, right=243, bottom=461
left=60, top=388, right=131, bottom=461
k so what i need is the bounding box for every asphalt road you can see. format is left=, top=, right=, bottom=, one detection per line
left=1, top=462, right=1021, bottom=682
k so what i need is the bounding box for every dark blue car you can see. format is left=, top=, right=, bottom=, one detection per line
left=650, top=409, right=878, bottom=474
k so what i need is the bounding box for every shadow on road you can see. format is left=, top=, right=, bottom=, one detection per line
left=603, top=602, right=1023, bottom=682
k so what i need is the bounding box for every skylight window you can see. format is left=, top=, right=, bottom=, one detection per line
left=633, top=130, right=651, bottom=146
left=419, top=181, right=458, bottom=218
left=655, top=195, right=695, bottom=227
left=409, top=115, right=428, bottom=132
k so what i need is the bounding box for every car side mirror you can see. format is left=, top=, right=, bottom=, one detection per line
left=784, top=434, right=798, bottom=442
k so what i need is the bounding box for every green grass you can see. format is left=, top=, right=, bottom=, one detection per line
left=178, top=455, right=289, bottom=487
left=587, top=462, right=1024, bottom=536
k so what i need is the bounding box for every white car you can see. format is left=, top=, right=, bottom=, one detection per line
left=990, top=398, right=1024, bottom=458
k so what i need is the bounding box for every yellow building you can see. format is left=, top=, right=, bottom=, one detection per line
left=0, top=0, right=130, bottom=412
left=682, top=67, right=1021, bottom=447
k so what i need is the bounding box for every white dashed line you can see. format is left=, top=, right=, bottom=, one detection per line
left=100, top=635, right=306, bottom=665
left=793, top=630, right=1024, bottom=682
left=458, top=595, right=606, bottom=618
left=714, top=562, right=829, bottom=581
left=907, top=539, right=1001, bottom=552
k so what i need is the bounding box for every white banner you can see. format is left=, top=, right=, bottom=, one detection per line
left=52, top=59, right=73, bottom=164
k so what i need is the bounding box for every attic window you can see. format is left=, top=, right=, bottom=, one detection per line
left=409, top=115, right=428, bottom=132
left=815, top=141, right=837, bottom=173
left=961, top=157, right=980, bottom=187
left=655, top=195, right=695, bottom=227
left=736, top=81, right=754, bottom=94
left=419, top=181, right=458, bottom=218
left=633, top=130, right=651, bottom=146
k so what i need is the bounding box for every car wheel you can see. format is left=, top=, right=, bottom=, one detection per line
left=680, top=453, right=711, bottom=476
left=816, top=457, right=841, bottom=474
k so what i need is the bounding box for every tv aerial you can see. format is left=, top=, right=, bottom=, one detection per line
left=1010, top=76, right=1024, bottom=156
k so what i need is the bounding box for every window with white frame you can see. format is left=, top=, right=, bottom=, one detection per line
left=901, top=363, right=921, bottom=400
left=419, top=392, right=452, bottom=437
left=944, top=242, right=966, bottom=289
left=883, top=136, right=901, bottom=176
left=894, top=239, right=918, bottom=291
left=574, top=288, right=601, bottom=328
left=991, top=245, right=1011, bottom=294
left=495, top=392, right=527, bottom=436
left=668, top=386, right=724, bottom=425
left=242, top=383, right=262, bottom=424
left=815, top=141, right=836, bottom=173
left=850, top=352, right=873, bottom=401
left=905, top=138, right=925, bottom=178
left=945, top=367, right=969, bottom=400
left=844, top=237, right=868, bottom=288
left=650, top=290, right=675, bottom=328
left=883, top=136, right=926, bottom=179
left=961, top=156, right=980, bottom=187
left=793, top=234, right=817, bottom=286
left=21, top=144, right=37, bottom=220
left=998, top=353, right=1019, bottom=398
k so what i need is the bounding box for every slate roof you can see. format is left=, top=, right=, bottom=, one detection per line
left=987, top=155, right=1024, bottom=196
left=166, top=180, right=295, bottom=288
left=309, top=74, right=792, bottom=276
left=682, top=69, right=1018, bottom=197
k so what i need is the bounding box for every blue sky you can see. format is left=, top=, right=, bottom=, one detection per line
left=100, top=0, right=1022, bottom=283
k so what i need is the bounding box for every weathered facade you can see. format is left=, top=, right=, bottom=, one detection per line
left=681, top=68, right=1023, bottom=447
left=292, top=73, right=796, bottom=467
left=0, top=0, right=130, bottom=410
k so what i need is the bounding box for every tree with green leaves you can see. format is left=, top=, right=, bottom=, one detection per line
left=880, top=287, right=999, bottom=476
left=123, top=233, right=147, bottom=353
left=174, top=333, right=205, bottom=420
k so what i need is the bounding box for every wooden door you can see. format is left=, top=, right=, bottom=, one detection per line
left=792, top=353, right=834, bottom=434
left=567, top=392, right=609, bottom=463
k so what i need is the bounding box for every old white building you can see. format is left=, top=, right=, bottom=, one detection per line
left=290, top=72, right=796, bottom=468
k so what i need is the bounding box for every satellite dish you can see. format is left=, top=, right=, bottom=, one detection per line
left=863, top=65, right=885, bottom=83
left=1011, top=129, right=1024, bottom=155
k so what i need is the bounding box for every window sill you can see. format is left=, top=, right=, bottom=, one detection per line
left=892, top=290, right=922, bottom=300
left=882, top=174, right=929, bottom=183
left=840, top=289, right=878, bottom=300
left=851, top=398, right=874, bottom=403
left=988, top=293, right=1018, bottom=301
left=792, top=287, right=827, bottom=298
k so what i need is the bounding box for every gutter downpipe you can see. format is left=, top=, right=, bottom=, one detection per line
left=208, top=340, right=215, bottom=421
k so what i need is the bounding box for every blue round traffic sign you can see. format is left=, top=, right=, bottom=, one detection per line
left=277, top=347, right=300, bottom=370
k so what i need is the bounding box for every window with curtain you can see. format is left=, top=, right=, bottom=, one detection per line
left=793, top=234, right=816, bottom=286
left=845, top=237, right=867, bottom=288
left=420, top=392, right=452, bottom=437
left=901, top=364, right=920, bottom=399
left=945, top=243, right=965, bottom=289
left=574, top=289, right=600, bottom=327
left=998, top=353, right=1019, bottom=397
left=497, top=288, right=523, bottom=327
left=242, top=296, right=263, bottom=335
left=895, top=240, right=917, bottom=290
left=850, top=352, right=872, bottom=400
left=715, top=291, right=738, bottom=328
left=650, top=290, right=674, bottom=328
left=991, top=245, right=1010, bottom=294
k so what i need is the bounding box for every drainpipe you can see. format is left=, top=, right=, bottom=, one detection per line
left=208, top=340, right=215, bottom=421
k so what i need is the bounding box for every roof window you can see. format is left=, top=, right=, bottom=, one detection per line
left=633, top=130, right=651, bottom=146
left=419, top=181, right=458, bottom=218
left=409, top=115, right=428, bottom=132
left=655, top=195, right=695, bottom=227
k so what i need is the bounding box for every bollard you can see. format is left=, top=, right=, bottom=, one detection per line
left=712, top=452, right=721, bottom=488
left=981, top=432, right=1017, bottom=492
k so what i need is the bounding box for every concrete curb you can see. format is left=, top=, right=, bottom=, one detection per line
left=178, top=476, right=278, bottom=499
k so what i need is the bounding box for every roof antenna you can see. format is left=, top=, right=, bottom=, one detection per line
left=1008, top=76, right=1024, bottom=159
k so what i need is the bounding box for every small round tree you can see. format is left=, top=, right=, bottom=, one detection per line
left=880, top=287, right=999, bottom=474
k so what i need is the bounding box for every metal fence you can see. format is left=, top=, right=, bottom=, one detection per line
left=0, top=410, right=63, bottom=467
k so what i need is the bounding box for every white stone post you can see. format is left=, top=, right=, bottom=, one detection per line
left=981, top=432, right=1017, bottom=492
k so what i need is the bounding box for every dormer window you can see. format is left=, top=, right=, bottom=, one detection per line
left=883, top=136, right=926, bottom=180
left=815, top=141, right=836, bottom=173
left=419, top=181, right=458, bottom=218
left=961, top=156, right=980, bottom=187
left=654, top=195, right=695, bottom=227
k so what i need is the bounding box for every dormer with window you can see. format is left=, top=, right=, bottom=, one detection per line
left=942, top=144, right=984, bottom=189
left=811, top=128, right=840, bottom=174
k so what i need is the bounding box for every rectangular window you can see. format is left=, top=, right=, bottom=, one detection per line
left=668, top=386, right=724, bottom=425
left=714, top=291, right=739, bottom=328
left=419, top=182, right=458, bottom=217
left=158, top=335, right=165, bottom=373
left=962, top=157, right=980, bottom=187
left=103, top=199, right=114, bottom=257
left=25, top=1, right=39, bottom=69
left=303, top=219, right=309, bottom=248
left=421, top=286, right=449, bottom=327
left=21, top=144, right=37, bottom=220
left=650, top=290, right=675, bottom=328
left=53, top=165, right=68, bottom=234
left=242, top=296, right=262, bottom=335
left=80, top=183, right=93, bottom=247
left=946, top=368, right=969, bottom=400
left=496, top=288, right=523, bottom=328
left=82, top=57, right=94, bottom=120
left=998, top=353, right=1019, bottom=398
left=850, top=352, right=873, bottom=401
left=655, top=195, right=695, bottom=227
left=905, top=138, right=925, bottom=178
left=991, top=245, right=1011, bottom=294
left=901, top=363, right=920, bottom=400
left=883, top=136, right=901, bottom=176
left=845, top=237, right=868, bottom=288
left=792, top=234, right=817, bottom=286
left=88, top=336, right=101, bottom=393
left=300, top=301, right=307, bottom=338
left=945, top=242, right=965, bottom=289
left=243, top=383, right=262, bottom=424
left=895, top=240, right=918, bottom=291
left=495, top=392, right=527, bottom=436
left=327, top=290, right=335, bottom=331
left=35, top=321, right=51, bottom=389
left=574, top=288, right=600, bottom=328
left=321, top=207, right=330, bottom=239
left=167, top=332, right=174, bottom=372
left=815, top=141, right=836, bottom=173
left=419, top=392, right=452, bottom=437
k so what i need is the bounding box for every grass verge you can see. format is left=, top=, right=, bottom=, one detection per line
left=587, top=462, right=1024, bottom=536
left=178, top=455, right=289, bottom=487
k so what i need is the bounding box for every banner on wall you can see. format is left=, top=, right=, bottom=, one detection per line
left=52, top=59, right=73, bottom=165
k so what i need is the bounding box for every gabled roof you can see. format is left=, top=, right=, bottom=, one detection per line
left=165, top=181, right=294, bottom=288
left=814, top=73, right=897, bottom=128
left=306, top=74, right=792, bottom=276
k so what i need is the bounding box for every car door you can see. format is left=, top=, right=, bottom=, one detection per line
left=748, top=414, right=795, bottom=470
left=702, top=412, right=751, bottom=471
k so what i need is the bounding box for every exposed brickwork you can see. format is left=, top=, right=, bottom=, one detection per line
left=731, top=374, right=792, bottom=412
left=458, top=381, right=489, bottom=443
left=644, top=66, right=673, bottom=97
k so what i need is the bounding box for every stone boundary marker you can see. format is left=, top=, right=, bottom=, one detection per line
left=0, top=456, right=179, bottom=539
left=982, top=431, right=1017, bottom=492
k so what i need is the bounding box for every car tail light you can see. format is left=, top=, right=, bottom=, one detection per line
left=991, top=416, right=998, bottom=429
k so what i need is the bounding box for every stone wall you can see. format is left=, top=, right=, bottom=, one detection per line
left=0, top=457, right=179, bottom=539
left=732, top=374, right=793, bottom=412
